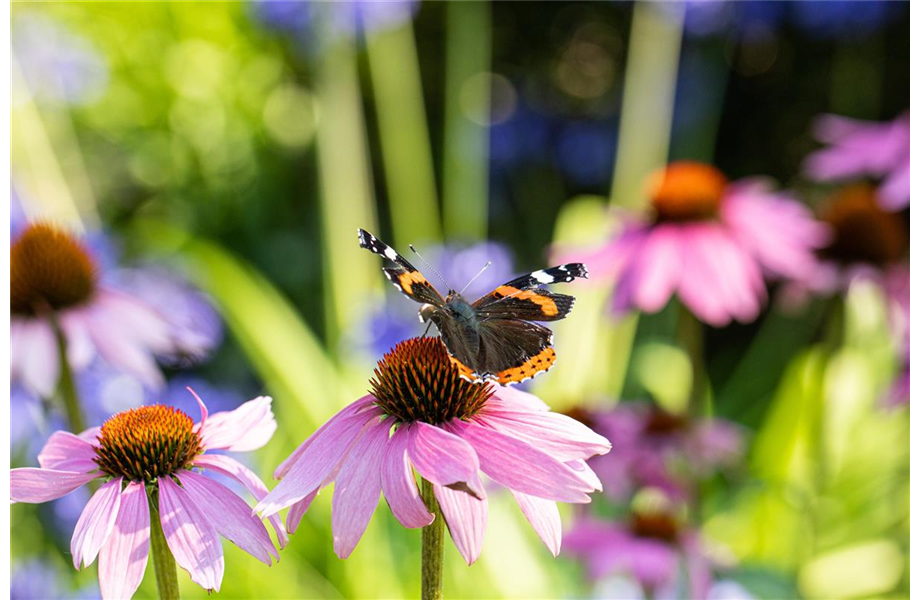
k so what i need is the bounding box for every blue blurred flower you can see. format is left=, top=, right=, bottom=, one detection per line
left=11, top=559, right=65, bottom=600
left=554, top=120, right=617, bottom=187
left=12, top=13, right=108, bottom=106
left=251, top=0, right=419, bottom=40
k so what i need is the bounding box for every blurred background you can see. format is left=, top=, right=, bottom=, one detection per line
left=10, top=1, right=909, bottom=599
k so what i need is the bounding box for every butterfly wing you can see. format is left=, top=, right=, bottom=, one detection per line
left=475, top=319, right=556, bottom=385
left=472, top=263, right=588, bottom=322
left=358, top=229, right=445, bottom=306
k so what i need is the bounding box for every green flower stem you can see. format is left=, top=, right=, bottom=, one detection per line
left=149, top=490, right=180, bottom=600
left=676, top=303, right=708, bottom=417
left=420, top=479, right=445, bottom=600
left=50, top=316, right=86, bottom=434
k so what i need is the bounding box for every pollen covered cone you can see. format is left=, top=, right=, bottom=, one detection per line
left=10, top=391, right=286, bottom=599
left=259, top=336, right=611, bottom=564
left=11, top=223, right=97, bottom=315
left=647, top=161, right=728, bottom=221
left=818, top=183, right=907, bottom=266
left=94, top=405, right=203, bottom=481
left=370, top=337, right=493, bottom=424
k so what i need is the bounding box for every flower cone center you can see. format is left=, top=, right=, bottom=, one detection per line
left=629, top=511, right=680, bottom=543
left=647, top=161, right=728, bottom=221
left=819, top=184, right=907, bottom=266
left=11, top=224, right=97, bottom=316
left=369, top=337, right=493, bottom=424
left=94, top=405, right=203, bottom=482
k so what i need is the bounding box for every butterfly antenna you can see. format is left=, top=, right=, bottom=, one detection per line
left=408, top=244, right=452, bottom=290
left=458, top=261, right=492, bottom=295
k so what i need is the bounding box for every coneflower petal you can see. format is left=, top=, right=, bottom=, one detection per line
left=435, top=482, right=488, bottom=566
left=331, top=418, right=391, bottom=558
left=198, top=396, right=276, bottom=452
left=98, top=482, right=149, bottom=600
left=11, top=468, right=100, bottom=503
left=177, top=470, right=277, bottom=565
left=381, top=425, right=434, bottom=528
left=406, top=422, right=484, bottom=499
left=71, top=477, right=122, bottom=569
left=37, top=431, right=100, bottom=473
left=159, top=476, right=224, bottom=592
left=511, top=490, right=561, bottom=556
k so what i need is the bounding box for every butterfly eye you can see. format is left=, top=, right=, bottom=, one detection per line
left=419, top=304, right=437, bottom=322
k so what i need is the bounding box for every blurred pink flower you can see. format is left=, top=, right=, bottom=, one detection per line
left=804, top=112, right=909, bottom=211
left=11, top=223, right=217, bottom=397
left=562, top=162, right=829, bottom=326
left=10, top=391, right=285, bottom=599
left=576, top=403, right=745, bottom=502
left=256, top=337, right=610, bottom=564
left=565, top=511, right=713, bottom=598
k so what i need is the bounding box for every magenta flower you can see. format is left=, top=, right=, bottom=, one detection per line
left=10, top=390, right=286, bottom=599
left=256, top=337, right=610, bottom=564
left=579, top=403, right=745, bottom=502
left=804, top=112, right=909, bottom=211
left=11, top=223, right=217, bottom=397
left=565, top=508, right=714, bottom=599
left=562, top=161, right=829, bottom=326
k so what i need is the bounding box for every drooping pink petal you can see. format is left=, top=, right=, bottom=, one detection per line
left=199, top=396, right=277, bottom=453
left=285, top=490, right=319, bottom=535
left=879, top=159, right=910, bottom=210
left=98, top=482, right=149, bottom=600
left=176, top=470, right=278, bottom=565
left=566, top=459, right=604, bottom=492
left=59, top=309, right=96, bottom=371
left=406, top=422, right=484, bottom=499
left=381, top=425, right=434, bottom=528
left=631, top=223, right=684, bottom=313
left=448, top=419, right=593, bottom=503
left=511, top=490, right=561, bottom=556
left=11, top=468, right=100, bottom=503
left=188, top=387, right=208, bottom=430
left=192, top=453, right=288, bottom=549
left=255, top=408, right=378, bottom=518
left=434, top=482, right=488, bottom=565
left=479, top=399, right=611, bottom=462
left=676, top=225, right=733, bottom=326
left=557, top=223, right=646, bottom=282
left=71, top=477, right=123, bottom=569
left=158, top=476, right=225, bottom=592
left=38, top=431, right=100, bottom=473
left=12, top=319, right=61, bottom=398
left=86, top=297, right=165, bottom=390
left=273, top=395, right=377, bottom=480
left=331, top=418, right=391, bottom=558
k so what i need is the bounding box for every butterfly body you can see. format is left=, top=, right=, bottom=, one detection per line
left=358, top=229, right=587, bottom=385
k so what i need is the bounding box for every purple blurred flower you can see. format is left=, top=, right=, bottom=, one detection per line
left=251, top=0, right=419, bottom=38
left=565, top=509, right=713, bottom=598
left=12, top=13, right=108, bottom=106
left=804, top=113, right=909, bottom=211
left=352, top=240, right=515, bottom=357
left=558, top=162, right=829, bottom=326
left=11, top=559, right=65, bottom=600
left=576, top=402, right=746, bottom=502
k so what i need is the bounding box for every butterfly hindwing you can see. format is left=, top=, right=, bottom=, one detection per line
left=358, top=229, right=445, bottom=307
left=476, top=320, right=556, bottom=385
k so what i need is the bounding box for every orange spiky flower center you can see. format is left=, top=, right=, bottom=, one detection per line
left=11, top=223, right=97, bottom=316
left=647, top=161, right=728, bottom=222
left=369, top=337, right=493, bottom=424
left=94, top=405, right=204, bottom=482
left=818, top=184, right=907, bottom=267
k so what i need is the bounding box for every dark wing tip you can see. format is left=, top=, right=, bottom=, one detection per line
left=566, top=263, right=589, bottom=279
left=357, top=228, right=374, bottom=249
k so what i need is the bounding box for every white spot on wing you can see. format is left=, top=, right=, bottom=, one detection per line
left=384, top=247, right=399, bottom=261
left=531, top=270, right=555, bottom=284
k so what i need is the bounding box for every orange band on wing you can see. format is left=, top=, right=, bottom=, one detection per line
left=398, top=271, right=432, bottom=295
left=495, top=346, right=556, bottom=385
left=492, top=286, right=559, bottom=317
left=449, top=355, right=479, bottom=382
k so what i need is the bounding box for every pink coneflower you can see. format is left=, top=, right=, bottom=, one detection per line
left=255, top=337, right=610, bottom=569
left=571, top=403, right=745, bottom=502
left=10, top=390, right=286, bottom=599
left=563, top=161, right=829, bottom=326
left=565, top=503, right=714, bottom=599
left=10, top=223, right=212, bottom=398
left=804, top=112, right=909, bottom=211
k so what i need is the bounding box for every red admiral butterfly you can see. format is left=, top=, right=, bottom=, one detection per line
left=358, top=229, right=588, bottom=385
